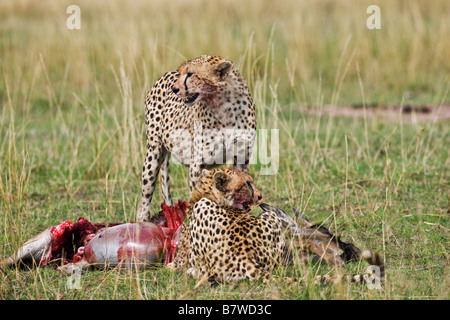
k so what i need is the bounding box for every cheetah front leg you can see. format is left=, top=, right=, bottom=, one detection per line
left=188, top=163, right=205, bottom=199
left=232, top=130, right=255, bottom=174
left=137, top=143, right=165, bottom=222
left=160, top=150, right=173, bottom=206
left=234, top=162, right=249, bottom=174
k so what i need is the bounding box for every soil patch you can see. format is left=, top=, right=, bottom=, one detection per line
left=303, top=104, right=450, bottom=123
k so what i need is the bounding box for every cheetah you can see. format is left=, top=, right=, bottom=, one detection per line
left=173, top=168, right=385, bottom=284
left=173, top=168, right=266, bottom=275
left=173, top=168, right=295, bottom=281
left=137, top=55, right=256, bottom=222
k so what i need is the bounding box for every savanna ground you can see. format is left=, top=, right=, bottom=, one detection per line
left=0, top=0, right=448, bottom=300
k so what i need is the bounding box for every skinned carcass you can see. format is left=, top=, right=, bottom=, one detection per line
left=2, top=200, right=188, bottom=271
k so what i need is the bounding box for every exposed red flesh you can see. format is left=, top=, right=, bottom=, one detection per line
left=49, top=220, right=74, bottom=263
left=39, top=200, right=189, bottom=267
left=161, top=200, right=187, bottom=231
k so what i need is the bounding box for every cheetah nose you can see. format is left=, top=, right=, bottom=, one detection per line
left=254, top=191, right=262, bottom=203
left=172, top=86, right=179, bottom=94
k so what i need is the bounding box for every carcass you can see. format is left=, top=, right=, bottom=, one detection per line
left=2, top=200, right=188, bottom=271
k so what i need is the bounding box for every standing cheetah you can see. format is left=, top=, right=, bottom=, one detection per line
left=137, top=55, right=256, bottom=222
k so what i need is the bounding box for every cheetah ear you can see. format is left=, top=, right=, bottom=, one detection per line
left=215, top=61, right=232, bottom=80
left=213, top=171, right=229, bottom=192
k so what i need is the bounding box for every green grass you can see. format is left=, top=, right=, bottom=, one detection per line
left=0, top=0, right=449, bottom=300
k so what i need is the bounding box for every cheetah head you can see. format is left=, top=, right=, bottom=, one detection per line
left=190, top=168, right=263, bottom=212
left=171, top=55, right=233, bottom=107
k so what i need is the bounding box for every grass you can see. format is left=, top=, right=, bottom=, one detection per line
left=0, top=0, right=449, bottom=300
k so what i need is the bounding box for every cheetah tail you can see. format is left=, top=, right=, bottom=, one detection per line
left=311, top=250, right=385, bottom=286
left=361, top=249, right=385, bottom=279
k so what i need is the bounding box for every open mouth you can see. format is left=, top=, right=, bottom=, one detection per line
left=234, top=200, right=252, bottom=211
left=184, top=93, right=199, bottom=104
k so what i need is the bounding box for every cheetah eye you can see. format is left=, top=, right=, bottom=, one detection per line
left=245, top=181, right=254, bottom=197
left=186, top=72, right=194, bottom=78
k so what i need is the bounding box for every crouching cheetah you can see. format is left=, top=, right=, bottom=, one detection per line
left=172, top=168, right=385, bottom=285
left=137, top=56, right=256, bottom=222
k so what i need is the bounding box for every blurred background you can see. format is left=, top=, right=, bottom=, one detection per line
left=1, top=0, right=449, bottom=109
